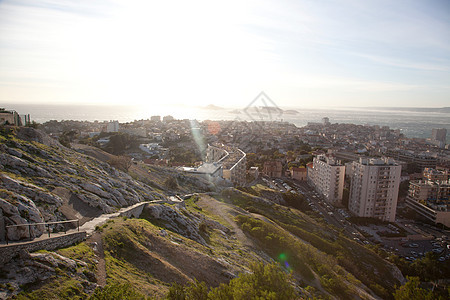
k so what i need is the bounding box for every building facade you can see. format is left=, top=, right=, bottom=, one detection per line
left=423, top=168, right=449, bottom=182
left=262, top=161, right=283, bottom=178
left=106, top=120, right=119, bottom=132
left=0, top=109, right=22, bottom=126
left=206, top=144, right=228, bottom=163
left=291, top=167, right=307, bottom=181
left=179, top=163, right=223, bottom=182
left=205, top=144, right=247, bottom=186
left=405, top=168, right=449, bottom=227
left=432, top=128, right=447, bottom=144
left=307, top=154, right=345, bottom=206
left=348, top=157, right=401, bottom=222
left=385, top=149, right=437, bottom=171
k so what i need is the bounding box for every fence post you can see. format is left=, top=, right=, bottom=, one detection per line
left=77, top=219, right=80, bottom=232
left=47, top=224, right=50, bottom=237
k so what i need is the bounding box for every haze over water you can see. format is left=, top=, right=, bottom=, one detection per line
left=6, top=103, right=449, bottom=140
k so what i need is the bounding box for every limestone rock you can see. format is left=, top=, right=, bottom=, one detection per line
left=143, top=204, right=207, bottom=246
left=0, top=250, right=95, bottom=299
left=6, top=147, right=23, bottom=158
left=80, top=183, right=110, bottom=199
left=0, top=153, right=28, bottom=169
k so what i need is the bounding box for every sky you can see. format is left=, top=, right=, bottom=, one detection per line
left=0, top=0, right=449, bottom=108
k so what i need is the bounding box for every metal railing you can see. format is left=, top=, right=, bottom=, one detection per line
left=4, top=219, right=80, bottom=245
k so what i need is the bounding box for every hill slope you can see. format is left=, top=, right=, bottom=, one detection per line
left=0, top=126, right=406, bottom=299
left=0, top=127, right=211, bottom=240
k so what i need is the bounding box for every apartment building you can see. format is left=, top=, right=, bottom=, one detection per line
left=431, top=128, right=447, bottom=145
left=262, top=161, right=283, bottom=178
left=205, top=144, right=247, bottom=186
left=385, top=149, right=437, bottom=170
left=106, top=120, right=119, bottom=133
left=348, top=157, right=401, bottom=222
left=423, top=168, right=449, bottom=182
left=0, top=109, right=29, bottom=126
left=307, top=154, right=345, bottom=206
left=291, top=167, right=307, bottom=181
left=406, top=168, right=449, bottom=227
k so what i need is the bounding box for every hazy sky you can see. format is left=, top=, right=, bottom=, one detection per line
left=0, top=0, right=449, bottom=108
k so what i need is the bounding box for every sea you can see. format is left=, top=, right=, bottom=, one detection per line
left=4, top=103, right=450, bottom=140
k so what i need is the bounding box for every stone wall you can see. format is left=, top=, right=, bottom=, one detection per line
left=118, top=202, right=148, bottom=218
left=0, top=231, right=86, bottom=265
left=118, top=199, right=185, bottom=218
left=0, top=209, right=5, bottom=243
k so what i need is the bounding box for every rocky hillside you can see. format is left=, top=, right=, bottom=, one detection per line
left=0, top=126, right=409, bottom=299
left=0, top=127, right=211, bottom=241
left=1, top=190, right=408, bottom=299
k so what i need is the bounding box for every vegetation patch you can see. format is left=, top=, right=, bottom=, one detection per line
left=235, top=214, right=358, bottom=298
left=219, top=188, right=400, bottom=298
left=16, top=275, right=88, bottom=300
left=166, top=262, right=297, bottom=300
left=57, top=242, right=97, bottom=271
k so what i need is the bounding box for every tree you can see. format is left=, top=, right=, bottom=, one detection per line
left=90, top=282, right=145, bottom=300
left=26, top=121, right=40, bottom=129
left=164, top=176, right=178, bottom=190
left=393, top=276, right=434, bottom=300
left=109, top=156, right=133, bottom=172
left=282, top=192, right=309, bottom=211
left=166, top=263, right=297, bottom=300
left=59, top=130, right=78, bottom=148
left=106, top=134, right=126, bottom=155
left=209, top=262, right=297, bottom=300
left=104, top=133, right=140, bottom=155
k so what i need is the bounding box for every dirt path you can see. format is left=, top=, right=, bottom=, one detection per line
left=197, top=195, right=254, bottom=248
left=88, top=232, right=106, bottom=287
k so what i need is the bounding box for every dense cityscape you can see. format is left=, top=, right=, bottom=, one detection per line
left=3, top=107, right=449, bottom=236
left=1, top=105, right=449, bottom=298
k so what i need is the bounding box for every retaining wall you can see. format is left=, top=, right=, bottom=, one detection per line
left=119, top=200, right=185, bottom=218
left=119, top=202, right=149, bottom=218
left=0, top=231, right=86, bottom=265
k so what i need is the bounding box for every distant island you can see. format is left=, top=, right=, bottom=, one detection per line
left=247, top=106, right=299, bottom=115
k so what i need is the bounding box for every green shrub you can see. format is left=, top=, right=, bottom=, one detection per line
left=166, top=263, right=297, bottom=300
left=90, top=282, right=146, bottom=300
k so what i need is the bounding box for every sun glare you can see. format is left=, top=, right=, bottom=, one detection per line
left=65, top=1, right=278, bottom=107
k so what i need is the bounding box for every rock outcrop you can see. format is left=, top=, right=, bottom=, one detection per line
left=0, top=249, right=96, bottom=299
left=0, top=128, right=165, bottom=241
left=143, top=204, right=208, bottom=246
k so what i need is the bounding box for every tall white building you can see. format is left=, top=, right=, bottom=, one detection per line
left=431, top=128, right=447, bottom=148
left=204, top=144, right=247, bottom=186
left=348, top=158, right=401, bottom=222
left=106, top=120, right=119, bottom=132
left=431, top=128, right=447, bottom=143
left=307, top=154, right=345, bottom=205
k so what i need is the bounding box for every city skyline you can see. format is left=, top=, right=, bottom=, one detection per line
left=1, top=0, right=449, bottom=108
